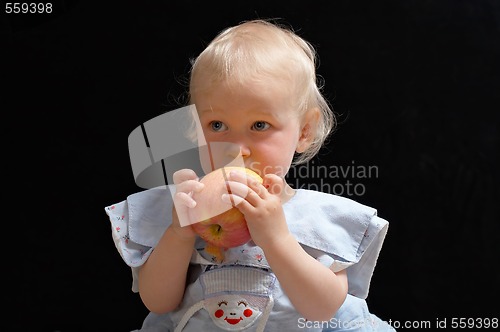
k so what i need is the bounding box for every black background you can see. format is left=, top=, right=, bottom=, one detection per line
left=2, top=0, right=499, bottom=331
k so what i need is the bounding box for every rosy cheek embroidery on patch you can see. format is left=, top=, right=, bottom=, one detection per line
left=244, top=309, right=253, bottom=317
left=214, top=309, right=224, bottom=318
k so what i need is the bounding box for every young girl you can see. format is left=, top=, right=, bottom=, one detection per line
left=106, top=19, right=394, bottom=331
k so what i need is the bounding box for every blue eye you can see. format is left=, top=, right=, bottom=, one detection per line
left=210, top=121, right=227, bottom=132
left=252, top=121, right=270, bottom=131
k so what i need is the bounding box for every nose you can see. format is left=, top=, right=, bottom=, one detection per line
left=226, top=141, right=250, bottom=159
left=204, top=140, right=251, bottom=170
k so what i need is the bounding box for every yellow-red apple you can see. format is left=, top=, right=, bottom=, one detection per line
left=189, top=166, right=263, bottom=261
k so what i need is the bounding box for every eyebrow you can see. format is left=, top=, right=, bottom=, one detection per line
left=197, top=107, right=216, bottom=115
left=198, top=107, right=275, bottom=118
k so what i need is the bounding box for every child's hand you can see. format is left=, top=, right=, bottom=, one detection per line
left=222, top=170, right=290, bottom=250
left=171, top=168, right=205, bottom=240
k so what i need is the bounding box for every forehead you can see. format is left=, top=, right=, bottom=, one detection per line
left=192, top=76, right=293, bottom=108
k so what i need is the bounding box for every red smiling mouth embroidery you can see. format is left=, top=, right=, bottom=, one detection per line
left=225, top=317, right=243, bottom=325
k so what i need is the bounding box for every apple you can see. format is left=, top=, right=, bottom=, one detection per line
left=189, top=166, right=263, bottom=261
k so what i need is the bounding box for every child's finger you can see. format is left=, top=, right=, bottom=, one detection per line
left=245, top=177, right=268, bottom=199
left=227, top=169, right=247, bottom=181
left=227, top=177, right=268, bottom=203
left=227, top=170, right=266, bottom=196
left=175, top=180, right=204, bottom=194
left=263, top=174, right=285, bottom=196
left=221, top=193, right=251, bottom=210
left=174, top=191, right=197, bottom=208
left=224, top=180, right=250, bottom=197
left=172, top=168, right=199, bottom=185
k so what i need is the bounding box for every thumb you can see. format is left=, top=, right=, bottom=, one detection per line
left=263, top=174, right=285, bottom=196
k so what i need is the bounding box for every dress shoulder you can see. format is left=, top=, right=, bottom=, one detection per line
left=285, top=189, right=389, bottom=298
left=105, top=186, right=174, bottom=267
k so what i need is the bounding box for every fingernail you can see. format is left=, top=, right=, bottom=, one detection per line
left=221, top=194, right=231, bottom=204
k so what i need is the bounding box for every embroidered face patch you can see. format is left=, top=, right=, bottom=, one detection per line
left=205, top=294, right=264, bottom=330
left=200, top=266, right=276, bottom=331
left=175, top=266, right=276, bottom=331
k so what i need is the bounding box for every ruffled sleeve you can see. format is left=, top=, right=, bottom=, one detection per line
left=284, top=189, right=389, bottom=299
left=105, top=186, right=175, bottom=291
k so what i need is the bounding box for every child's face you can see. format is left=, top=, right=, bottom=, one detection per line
left=192, top=79, right=308, bottom=178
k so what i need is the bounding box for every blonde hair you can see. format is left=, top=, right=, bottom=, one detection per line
left=188, top=19, right=335, bottom=165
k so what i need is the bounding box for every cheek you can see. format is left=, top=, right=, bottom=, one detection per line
left=251, top=143, right=293, bottom=175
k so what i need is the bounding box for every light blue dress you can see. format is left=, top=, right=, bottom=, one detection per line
left=105, top=188, right=395, bottom=331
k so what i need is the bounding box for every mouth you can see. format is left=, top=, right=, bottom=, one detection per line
left=225, top=317, right=243, bottom=325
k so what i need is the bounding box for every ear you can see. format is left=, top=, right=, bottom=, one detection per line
left=296, top=107, right=320, bottom=153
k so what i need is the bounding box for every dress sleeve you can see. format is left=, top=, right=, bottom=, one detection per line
left=345, top=214, right=389, bottom=299
left=286, top=190, right=389, bottom=299
left=104, top=186, right=174, bottom=291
